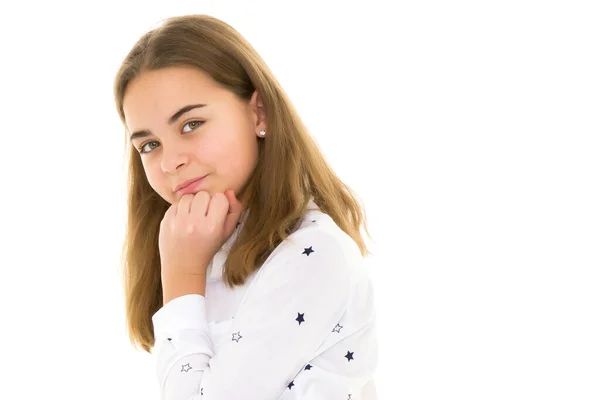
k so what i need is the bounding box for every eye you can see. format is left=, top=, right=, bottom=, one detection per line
left=138, top=141, right=159, bottom=154
left=137, top=120, right=204, bottom=154
left=182, top=120, right=204, bottom=133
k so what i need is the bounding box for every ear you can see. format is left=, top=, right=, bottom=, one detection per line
left=250, top=90, right=267, bottom=132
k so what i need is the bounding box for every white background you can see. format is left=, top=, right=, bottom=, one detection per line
left=0, top=1, right=598, bottom=399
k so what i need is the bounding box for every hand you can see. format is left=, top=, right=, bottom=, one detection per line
left=158, top=189, right=243, bottom=278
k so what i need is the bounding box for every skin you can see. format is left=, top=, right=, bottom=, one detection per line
left=122, top=66, right=267, bottom=303
left=122, top=65, right=267, bottom=205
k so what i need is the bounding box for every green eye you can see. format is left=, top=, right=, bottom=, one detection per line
left=137, top=120, right=204, bottom=154
left=139, top=141, right=159, bottom=154
left=183, top=120, right=204, bottom=132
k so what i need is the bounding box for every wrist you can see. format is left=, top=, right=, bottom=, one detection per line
left=162, top=272, right=207, bottom=305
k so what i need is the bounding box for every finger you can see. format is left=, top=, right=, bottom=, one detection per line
left=161, top=203, right=175, bottom=225
left=206, top=192, right=229, bottom=225
left=190, top=191, right=211, bottom=217
left=226, top=189, right=244, bottom=215
left=223, top=189, right=243, bottom=236
left=177, top=194, right=194, bottom=216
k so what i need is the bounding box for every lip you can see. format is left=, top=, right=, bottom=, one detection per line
left=174, top=175, right=207, bottom=193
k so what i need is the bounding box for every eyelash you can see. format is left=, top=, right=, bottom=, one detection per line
left=137, top=120, right=204, bottom=154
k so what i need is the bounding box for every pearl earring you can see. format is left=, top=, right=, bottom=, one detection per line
left=259, top=129, right=266, bottom=137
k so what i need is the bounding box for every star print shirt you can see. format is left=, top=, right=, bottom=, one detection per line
left=151, top=200, right=379, bottom=399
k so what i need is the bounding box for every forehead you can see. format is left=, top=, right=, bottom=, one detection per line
left=122, top=66, right=221, bottom=127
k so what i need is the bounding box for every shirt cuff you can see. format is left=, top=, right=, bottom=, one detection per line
left=152, top=294, right=208, bottom=339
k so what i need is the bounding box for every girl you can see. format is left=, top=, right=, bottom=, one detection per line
left=113, top=14, right=378, bottom=400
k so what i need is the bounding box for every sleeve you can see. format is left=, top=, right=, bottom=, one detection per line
left=151, top=226, right=362, bottom=399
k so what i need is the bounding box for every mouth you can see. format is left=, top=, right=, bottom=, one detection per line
left=175, top=175, right=208, bottom=195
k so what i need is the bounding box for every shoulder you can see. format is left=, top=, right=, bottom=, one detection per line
left=258, top=207, right=364, bottom=287
left=292, top=208, right=362, bottom=260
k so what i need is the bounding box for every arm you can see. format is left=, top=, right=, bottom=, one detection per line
left=151, top=226, right=365, bottom=399
left=162, top=272, right=207, bottom=304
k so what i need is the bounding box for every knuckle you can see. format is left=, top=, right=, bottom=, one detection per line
left=186, top=222, right=196, bottom=234
left=205, top=220, right=218, bottom=232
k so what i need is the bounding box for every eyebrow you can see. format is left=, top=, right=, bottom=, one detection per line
left=129, top=104, right=207, bottom=141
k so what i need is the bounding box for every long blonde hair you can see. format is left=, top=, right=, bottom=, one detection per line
left=113, top=14, right=371, bottom=353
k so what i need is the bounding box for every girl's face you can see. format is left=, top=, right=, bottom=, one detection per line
left=122, top=66, right=266, bottom=205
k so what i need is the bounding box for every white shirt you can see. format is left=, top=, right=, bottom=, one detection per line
left=151, top=199, right=379, bottom=399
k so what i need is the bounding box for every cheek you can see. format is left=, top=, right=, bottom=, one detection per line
left=220, top=137, right=256, bottom=173
left=142, top=162, right=167, bottom=192
left=195, top=132, right=239, bottom=166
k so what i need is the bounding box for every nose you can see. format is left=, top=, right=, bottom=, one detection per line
left=160, top=143, right=189, bottom=173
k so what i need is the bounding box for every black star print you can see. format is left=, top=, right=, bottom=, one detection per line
left=232, top=332, right=242, bottom=342
left=304, top=364, right=313, bottom=370
left=181, top=363, right=192, bottom=372
left=296, top=312, right=305, bottom=325
left=332, top=323, right=343, bottom=333
left=201, top=388, right=203, bottom=396
left=287, top=380, right=295, bottom=390
left=311, top=219, right=316, bottom=222
left=167, top=337, right=172, bottom=341
left=345, top=351, right=354, bottom=362
left=302, top=246, right=314, bottom=256
left=347, top=395, right=352, bottom=400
